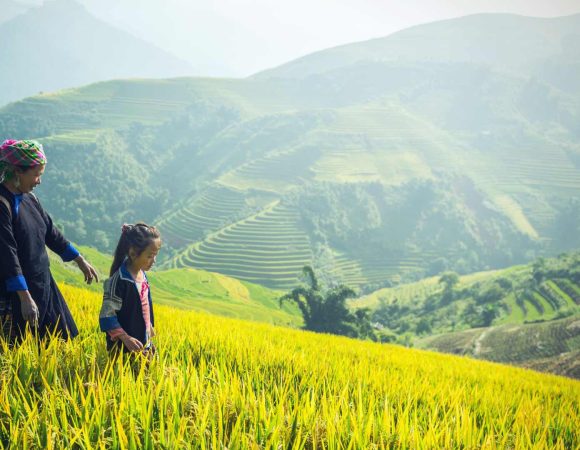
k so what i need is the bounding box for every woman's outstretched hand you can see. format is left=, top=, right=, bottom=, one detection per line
left=74, top=255, right=99, bottom=285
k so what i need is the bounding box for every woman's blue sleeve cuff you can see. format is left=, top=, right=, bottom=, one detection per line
left=6, top=275, right=28, bottom=292
left=100, top=317, right=121, bottom=332
left=60, top=243, right=80, bottom=262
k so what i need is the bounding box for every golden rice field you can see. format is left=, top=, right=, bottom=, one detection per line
left=0, top=284, right=578, bottom=449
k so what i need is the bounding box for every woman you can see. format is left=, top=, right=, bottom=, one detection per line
left=0, top=139, right=98, bottom=341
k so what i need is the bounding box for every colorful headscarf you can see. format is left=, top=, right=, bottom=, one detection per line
left=0, top=139, right=46, bottom=181
left=0, top=140, right=46, bottom=167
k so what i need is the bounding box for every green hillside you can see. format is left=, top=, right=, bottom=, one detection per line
left=356, top=252, right=580, bottom=331
left=48, top=246, right=301, bottom=327
left=2, top=13, right=580, bottom=291
left=416, top=317, right=580, bottom=379
left=353, top=251, right=580, bottom=376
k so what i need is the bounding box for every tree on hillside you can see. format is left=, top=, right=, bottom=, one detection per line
left=439, top=271, right=459, bottom=290
left=280, top=266, right=376, bottom=340
left=532, top=258, right=547, bottom=285
left=439, top=271, right=460, bottom=305
left=354, top=308, right=376, bottom=340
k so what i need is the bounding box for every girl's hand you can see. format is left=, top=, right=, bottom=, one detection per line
left=74, top=255, right=99, bottom=285
left=119, top=334, right=144, bottom=352
left=150, top=327, right=156, bottom=337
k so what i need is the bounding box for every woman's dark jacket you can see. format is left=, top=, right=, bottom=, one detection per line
left=0, top=184, right=79, bottom=338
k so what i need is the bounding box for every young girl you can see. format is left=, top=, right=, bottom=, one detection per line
left=99, top=223, right=161, bottom=355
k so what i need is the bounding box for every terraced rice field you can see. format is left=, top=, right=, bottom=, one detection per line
left=158, top=185, right=248, bottom=247
left=355, top=261, right=580, bottom=323
left=96, top=95, right=191, bottom=127
left=169, top=202, right=313, bottom=290
left=311, top=248, right=439, bottom=290
left=324, top=254, right=368, bottom=287
left=32, top=80, right=196, bottom=133
left=359, top=254, right=428, bottom=286
left=312, top=144, right=432, bottom=184
left=503, top=148, right=580, bottom=192
left=41, top=129, right=105, bottom=144
left=516, top=196, right=555, bottom=237
left=219, top=145, right=320, bottom=193
left=499, top=278, right=579, bottom=324
left=483, top=141, right=580, bottom=234
left=310, top=105, right=461, bottom=184
left=476, top=316, right=580, bottom=363
left=354, top=276, right=441, bottom=309
left=493, top=194, right=540, bottom=239
left=193, top=77, right=311, bottom=114
left=417, top=316, right=580, bottom=379
left=323, top=105, right=452, bottom=145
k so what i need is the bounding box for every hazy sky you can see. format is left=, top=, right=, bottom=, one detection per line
left=30, top=0, right=580, bottom=76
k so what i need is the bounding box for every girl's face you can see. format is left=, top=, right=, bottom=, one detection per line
left=129, top=239, right=162, bottom=272
left=15, top=165, right=45, bottom=193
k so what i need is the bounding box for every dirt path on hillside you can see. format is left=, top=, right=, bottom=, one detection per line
left=472, top=328, right=491, bottom=357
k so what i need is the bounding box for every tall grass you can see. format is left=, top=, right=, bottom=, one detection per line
left=0, top=284, right=578, bottom=449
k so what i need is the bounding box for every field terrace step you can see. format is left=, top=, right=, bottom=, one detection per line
left=555, top=279, right=580, bottom=305
left=169, top=202, right=313, bottom=289
left=158, top=185, right=248, bottom=245
left=220, top=146, right=320, bottom=188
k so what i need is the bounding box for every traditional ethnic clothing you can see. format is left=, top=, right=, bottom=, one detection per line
left=0, top=184, right=80, bottom=340
left=99, top=261, right=155, bottom=353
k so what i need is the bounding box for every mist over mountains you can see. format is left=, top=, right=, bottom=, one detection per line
left=1, top=12, right=579, bottom=291
left=255, top=13, right=580, bottom=82
left=0, top=0, right=192, bottom=106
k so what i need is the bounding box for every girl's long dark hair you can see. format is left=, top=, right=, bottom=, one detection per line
left=110, top=222, right=161, bottom=276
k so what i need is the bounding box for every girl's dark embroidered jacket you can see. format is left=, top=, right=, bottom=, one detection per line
left=99, top=261, right=155, bottom=351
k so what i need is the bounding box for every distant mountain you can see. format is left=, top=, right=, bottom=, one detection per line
left=1, top=13, right=579, bottom=292
left=253, top=13, right=580, bottom=84
left=0, top=0, right=192, bottom=106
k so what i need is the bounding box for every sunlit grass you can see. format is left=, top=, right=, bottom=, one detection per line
left=0, top=284, right=578, bottom=448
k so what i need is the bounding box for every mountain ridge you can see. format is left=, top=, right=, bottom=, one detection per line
left=253, top=13, right=580, bottom=80
left=0, top=0, right=193, bottom=106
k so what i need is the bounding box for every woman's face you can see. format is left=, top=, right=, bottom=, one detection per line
left=16, top=165, right=45, bottom=194
left=129, top=239, right=162, bottom=272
